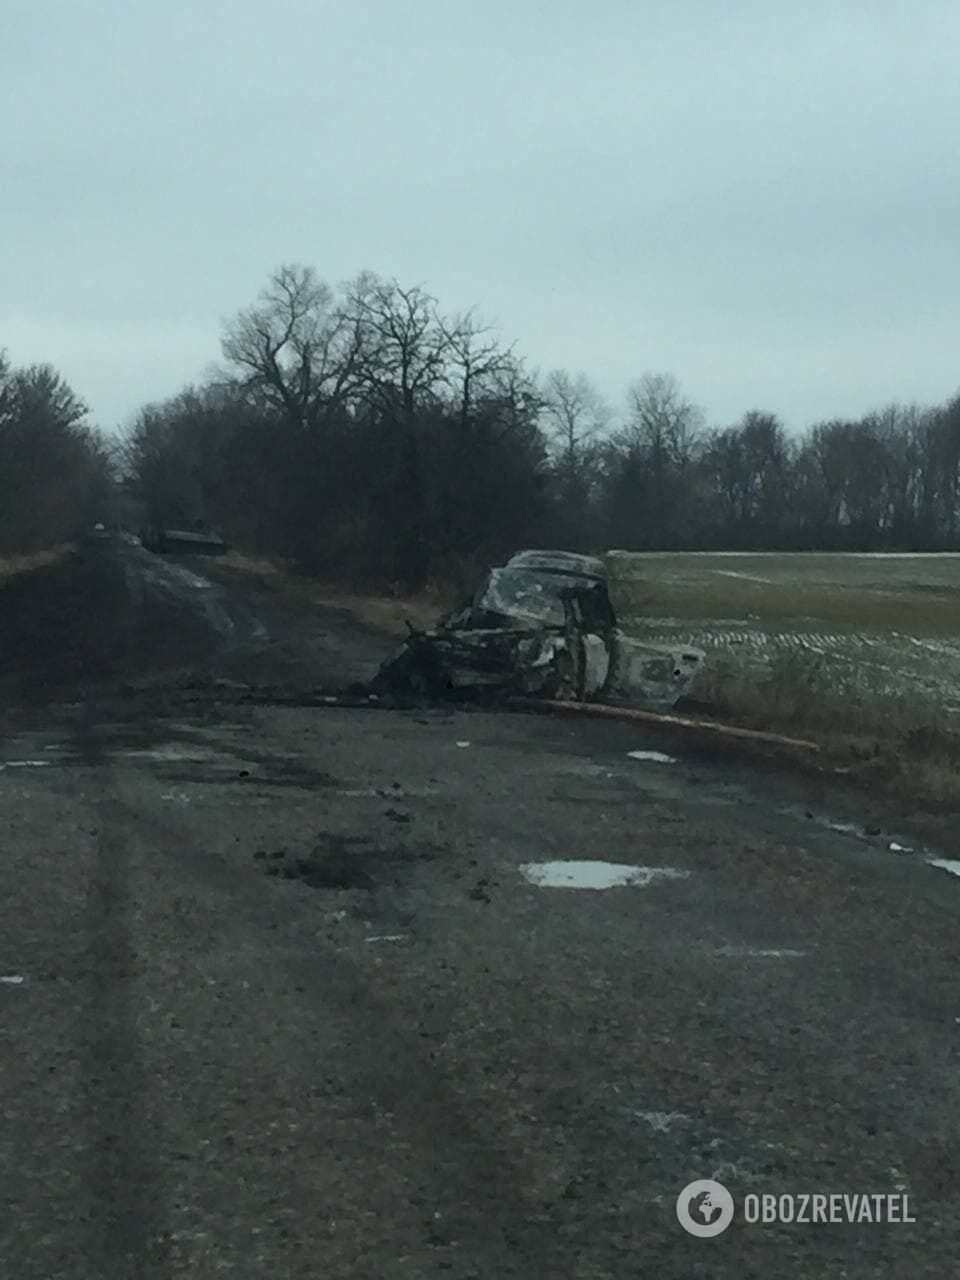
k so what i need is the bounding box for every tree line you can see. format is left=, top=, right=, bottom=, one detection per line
left=7, top=264, right=959, bottom=583
left=0, top=352, right=110, bottom=553
left=123, top=264, right=960, bottom=588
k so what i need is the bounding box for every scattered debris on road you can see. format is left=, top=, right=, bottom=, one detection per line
left=373, top=549, right=704, bottom=711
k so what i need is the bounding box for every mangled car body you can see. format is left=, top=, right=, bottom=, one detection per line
left=375, top=550, right=704, bottom=711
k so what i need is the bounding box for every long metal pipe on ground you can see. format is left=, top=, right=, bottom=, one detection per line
left=510, top=696, right=821, bottom=753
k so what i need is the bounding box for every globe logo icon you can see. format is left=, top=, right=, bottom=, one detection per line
left=676, top=1179, right=735, bottom=1237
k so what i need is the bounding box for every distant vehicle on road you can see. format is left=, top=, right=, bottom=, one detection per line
left=141, top=520, right=228, bottom=555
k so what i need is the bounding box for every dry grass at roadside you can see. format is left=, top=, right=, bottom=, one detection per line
left=606, top=552, right=960, bottom=807
left=0, top=546, right=72, bottom=581
left=219, top=551, right=448, bottom=635
left=690, top=631, right=960, bottom=807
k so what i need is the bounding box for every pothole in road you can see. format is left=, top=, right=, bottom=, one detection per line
left=520, top=861, right=690, bottom=890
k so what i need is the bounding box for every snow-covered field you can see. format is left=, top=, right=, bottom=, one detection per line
left=606, top=552, right=960, bottom=724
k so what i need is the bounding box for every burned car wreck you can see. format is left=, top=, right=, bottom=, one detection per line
left=374, top=550, right=705, bottom=711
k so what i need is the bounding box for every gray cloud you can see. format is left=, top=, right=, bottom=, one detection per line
left=3, top=0, right=959, bottom=431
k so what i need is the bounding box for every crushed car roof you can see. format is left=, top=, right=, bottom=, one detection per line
left=504, top=550, right=608, bottom=581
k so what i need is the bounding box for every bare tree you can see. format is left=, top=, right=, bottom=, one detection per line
left=0, top=358, right=109, bottom=550
left=344, top=276, right=454, bottom=588
left=440, top=310, right=514, bottom=430
left=221, top=264, right=360, bottom=429
left=614, top=373, right=704, bottom=547
left=541, top=370, right=608, bottom=477
left=625, top=372, right=702, bottom=466
left=347, top=275, right=450, bottom=421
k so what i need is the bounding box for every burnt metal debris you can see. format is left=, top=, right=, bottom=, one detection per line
left=373, top=550, right=704, bottom=711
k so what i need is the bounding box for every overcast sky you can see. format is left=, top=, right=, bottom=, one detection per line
left=4, top=0, right=959, bottom=433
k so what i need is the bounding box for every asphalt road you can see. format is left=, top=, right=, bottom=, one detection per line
left=1, top=542, right=958, bottom=1278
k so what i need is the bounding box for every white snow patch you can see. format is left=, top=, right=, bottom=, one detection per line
left=520, top=861, right=690, bottom=890
left=635, top=1111, right=690, bottom=1132
left=455, top=741, right=471, bottom=748
left=627, top=750, right=677, bottom=764
left=0, top=760, right=51, bottom=769
left=144, top=561, right=213, bottom=591
left=125, top=745, right=218, bottom=763
left=0, top=974, right=25, bottom=985
left=713, top=945, right=805, bottom=959
left=888, top=842, right=913, bottom=853
left=365, top=935, right=406, bottom=943
left=713, top=569, right=774, bottom=584
left=928, top=858, right=960, bottom=878
left=825, top=820, right=863, bottom=837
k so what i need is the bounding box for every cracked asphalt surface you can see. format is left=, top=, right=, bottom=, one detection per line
left=1, top=541, right=959, bottom=1278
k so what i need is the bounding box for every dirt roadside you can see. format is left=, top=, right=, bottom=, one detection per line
left=1, top=543, right=959, bottom=1279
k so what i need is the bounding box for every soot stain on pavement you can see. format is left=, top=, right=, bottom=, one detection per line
left=257, top=833, right=440, bottom=891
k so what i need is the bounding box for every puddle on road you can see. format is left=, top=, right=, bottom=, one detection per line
left=520, top=861, right=690, bottom=890
left=928, top=858, right=960, bottom=878
left=627, top=750, right=677, bottom=764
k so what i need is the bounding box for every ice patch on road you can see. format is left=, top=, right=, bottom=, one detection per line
left=520, top=861, right=690, bottom=890
left=928, top=858, right=960, bottom=878
left=627, top=750, right=677, bottom=764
